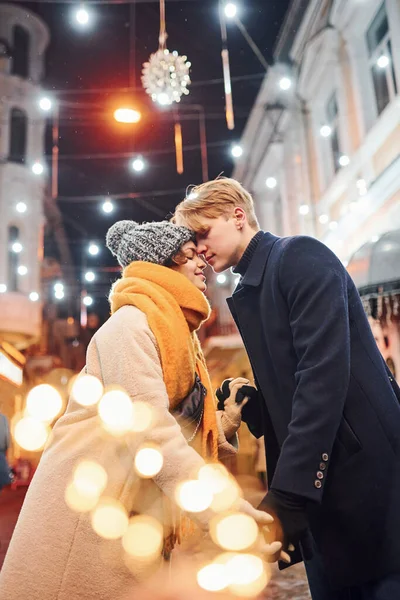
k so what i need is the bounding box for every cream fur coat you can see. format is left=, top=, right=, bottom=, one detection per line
left=0, top=306, right=239, bottom=600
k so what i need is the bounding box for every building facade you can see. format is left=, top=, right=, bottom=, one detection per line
left=233, top=0, right=400, bottom=264
left=0, top=4, right=49, bottom=429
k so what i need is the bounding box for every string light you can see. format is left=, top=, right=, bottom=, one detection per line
left=266, top=177, right=277, bottom=189
left=17, top=265, right=28, bottom=276
left=26, top=384, right=63, bottom=423
left=32, top=162, right=44, bottom=175
left=83, top=296, right=93, bottom=307
left=320, top=125, right=332, bottom=137
left=131, top=156, right=145, bottom=172
left=102, top=200, right=114, bottom=214
left=84, top=271, right=95, bottom=282
left=224, top=3, right=237, bottom=18
left=29, top=292, right=40, bottom=302
left=299, top=204, right=310, bottom=216
left=39, top=97, right=52, bottom=111
left=70, top=374, right=104, bottom=407
left=231, top=144, right=243, bottom=158
left=16, top=202, right=27, bottom=213
left=279, top=77, right=292, bottom=91
left=88, top=243, right=100, bottom=256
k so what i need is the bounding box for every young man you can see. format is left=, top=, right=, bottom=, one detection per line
left=174, top=178, right=400, bottom=600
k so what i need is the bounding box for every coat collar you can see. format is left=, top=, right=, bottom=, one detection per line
left=234, top=232, right=280, bottom=289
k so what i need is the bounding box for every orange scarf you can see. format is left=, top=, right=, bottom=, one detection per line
left=109, top=261, right=218, bottom=460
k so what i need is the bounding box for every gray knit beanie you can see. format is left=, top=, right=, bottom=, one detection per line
left=106, top=220, right=196, bottom=268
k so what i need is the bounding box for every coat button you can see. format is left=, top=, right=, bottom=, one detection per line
left=319, top=462, right=326, bottom=470
left=314, top=480, right=322, bottom=489
left=317, top=471, right=324, bottom=479
left=322, top=453, right=329, bottom=461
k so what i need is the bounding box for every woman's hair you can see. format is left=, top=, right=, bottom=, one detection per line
left=164, top=249, right=188, bottom=267
left=174, top=177, right=260, bottom=231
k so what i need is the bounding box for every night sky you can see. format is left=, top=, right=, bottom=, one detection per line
left=16, top=0, right=291, bottom=317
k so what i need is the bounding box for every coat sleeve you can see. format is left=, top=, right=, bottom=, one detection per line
left=90, top=307, right=210, bottom=526
left=271, top=237, right=351, bottom=503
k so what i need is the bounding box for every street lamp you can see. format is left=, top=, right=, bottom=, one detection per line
left=231, top=144, right=243, bottom=158
left=32, top=162, right=44, bottom=175
left=102, top=200, right=114, bottom=214
left=114, top=108, right=141, bottom=124
left=131, top=157, right=145, bottom=172
left=16, top=202, right=27, bottom=214
left=75, top=5, right=90, bottom=26
left=39, top=97, right=52, bottom=112
left=224, top=3, right=237, bottom=18
left=85, top=271, right=95, bottom=283
left=88, top=243, right=100, bottom=256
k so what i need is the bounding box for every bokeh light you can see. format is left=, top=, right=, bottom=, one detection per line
left=211, top=513, right=258, bottom=551
left=91, top=498, right=129, bottom=540
left=210, top=476, right=241, bottom=513
left=122, top=515, right=163, bottom=560
left=134, top=446, right=164, bottom=478
left=26, top=384, right=63, bottom=422
left=131, top=401, right=153, bottom=433
left=197, top=563, right=229, bottom=592
left=71, top=374, right=104, bottom=407
left=98, top=389, right=134, bottom=435
left=198, top=463, right=230, bottom=495
left=65, top=482, right=99, bottom=513
left=175, top=480, right=213, bottom=513
left=13, top=416, right=50, bottom=451
left=73, top=460, right=108, bottom=498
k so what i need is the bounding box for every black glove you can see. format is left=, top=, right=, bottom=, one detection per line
left=259, top=488, right=313, bottom=560
left=215, top=378, right=258, bottom=411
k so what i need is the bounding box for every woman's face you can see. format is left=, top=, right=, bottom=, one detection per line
left=170, top=241, right=207, bottom=292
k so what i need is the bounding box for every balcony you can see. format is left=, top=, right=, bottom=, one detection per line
left=0, top=292, right=41, bottom=349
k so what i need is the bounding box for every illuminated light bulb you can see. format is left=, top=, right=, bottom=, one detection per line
left=175, top=480, right=213, bottom=513
left=197, top=563, right=229, bottom=592
left=339, top=154, right=350, bottom=167
left=91, top=498, right=129, bottom=540
left=122, top=515, right=163, bottom=559
left=0, top=284, right=7, bottom=293
left=18, top=265, right=28, bottom=276
left=29, top=292, right=40, bottom=302
left=85, top=271, right=95, bottom=283
left=13, top=416, right=49, bottom=451
left=211, top=513, right=258, bottom=551
left=12, top=242, right=23, bottom=253
left=26, top=384, right=63, bottom=422
left=83, top=296, right=93, bottom=307
left=73, top=460, right=108, bottom=498
left=114, top=108, right=141, bottom=124
left=65, top=482, right=99, bottom=513
left=131, top=157, right=145, bottom=172
left=131, top=401, right=153, bottom=433
left=76, top=6, right=89, bottom=25
left=134, top=446, right=164, bottom=478
left=88, top=243, right=99, bottom=256
left=320, top=125, right=332, bottom=138
left=231, top=145, right=243, bottom=158
left=102, top=200, right=114, bottom=214
left=377, top=55, right=389, bottom=69
left=299, top=204, right=310, bottom=216
left=39, top=97, right=52, bottom=111
left=265, top=177, right=277, bottom=189
left=279, top=77, right=292, bottom=91
left=32, top=162, right=44, bottom=175
left=16, top=202, right=27, bottom=213
left=70, top=374, right=104, bottom=407
left=319, top=214, right=329, bottom=225
left=98, top=389, right=134, bottom=436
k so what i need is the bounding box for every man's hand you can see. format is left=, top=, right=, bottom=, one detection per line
left=259, top=489, right=312, bottom=562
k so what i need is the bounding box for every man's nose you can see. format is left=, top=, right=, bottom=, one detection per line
left=196, top=241, right=207, bottom=254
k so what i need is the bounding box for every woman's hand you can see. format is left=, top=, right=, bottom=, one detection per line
left=223, top=377, right=251, bottom=421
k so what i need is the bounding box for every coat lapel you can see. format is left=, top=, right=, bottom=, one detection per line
left=228, top=233, right=289, bottom=445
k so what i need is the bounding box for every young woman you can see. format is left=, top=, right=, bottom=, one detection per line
left=0, top=220, right=274, bottom=600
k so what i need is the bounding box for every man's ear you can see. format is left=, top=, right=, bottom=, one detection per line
left=233, top=207, right=246, bottom=228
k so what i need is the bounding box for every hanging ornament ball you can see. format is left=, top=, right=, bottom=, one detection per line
left=142, top=49, right=191, bottom=106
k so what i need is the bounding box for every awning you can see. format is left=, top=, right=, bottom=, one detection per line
left=347, top=228, right=400, bottom=292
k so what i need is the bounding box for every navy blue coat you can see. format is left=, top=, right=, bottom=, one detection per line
left=227, top=232, right=400, bottom=589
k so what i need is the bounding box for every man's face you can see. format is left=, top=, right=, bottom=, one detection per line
left=194, top=215, right=242, bottom=273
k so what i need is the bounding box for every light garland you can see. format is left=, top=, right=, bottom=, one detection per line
left=142, top=0, right=191, bottom=106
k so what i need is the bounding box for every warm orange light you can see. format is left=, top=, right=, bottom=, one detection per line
left=114, top=108, right=141, bottom=124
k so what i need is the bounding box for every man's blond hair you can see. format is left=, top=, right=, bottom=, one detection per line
left=174, top=177, right=260, bottom=232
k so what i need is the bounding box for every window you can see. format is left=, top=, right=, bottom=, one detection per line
left=326, top=94, right=340, bottom=173
left=8, top=226, right=20, bottom=292
left=11, top=26, right=29, bottom=78
left=366, top=3, right=397, bottom=115
left=9, top=108, right=27, bottom=164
